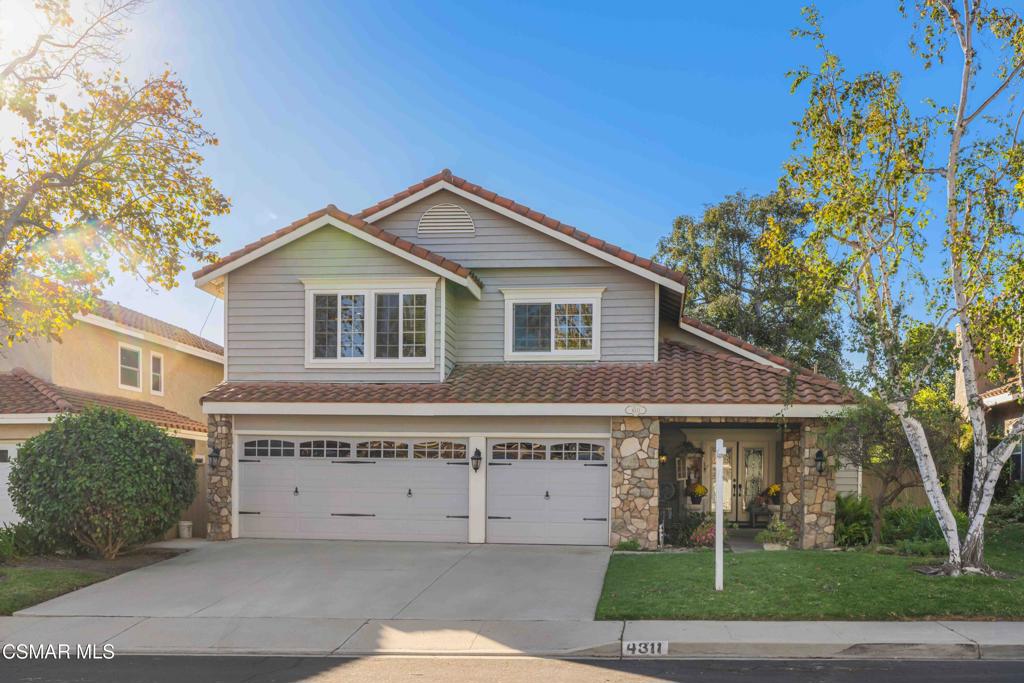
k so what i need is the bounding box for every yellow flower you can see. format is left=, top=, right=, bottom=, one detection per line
left=690, top=483, right=708, bottom=497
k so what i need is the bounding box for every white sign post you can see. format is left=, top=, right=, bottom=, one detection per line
left=715, top=438, right=725, bottom=592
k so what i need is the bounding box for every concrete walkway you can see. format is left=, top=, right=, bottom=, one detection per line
left=1, top=616, right=1022, bottom=658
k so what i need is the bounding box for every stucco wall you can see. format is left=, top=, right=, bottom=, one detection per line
left=50, top=322, right=223, bottom=423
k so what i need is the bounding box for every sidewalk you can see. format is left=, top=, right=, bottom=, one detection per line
left=1, top=616, right=1022, bottom=659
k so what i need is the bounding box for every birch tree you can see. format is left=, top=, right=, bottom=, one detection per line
left=767, top=3, right=1024, bottom=574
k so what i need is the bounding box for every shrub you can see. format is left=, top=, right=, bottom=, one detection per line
left=0, top=522, right=58, bottom=561
left=835, top=494, right=872, bottom=547
left=881, top=505, right=967, bottom=545
left=689, top=518, right=718, bottom=547
left=665, top=511, right=707, bottom=547
left=754, top=516, right=797, bottom=546
left=989, top=483, right=1024, bottom=527
left=615, top=539, right=641, bottom=551
left=9, top=407, right=197, bottom=559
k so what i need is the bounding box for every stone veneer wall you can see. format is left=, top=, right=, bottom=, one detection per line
left=207, top=414, right=233, bottom=541
left=611, top=417, right=660, bottom=549
left=781, top=422, right=836, bottom=549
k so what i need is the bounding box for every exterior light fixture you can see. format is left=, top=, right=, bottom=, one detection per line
left=814, top=449, right=826, bottom=474
left=471, top=448, right=482, bottom=472
left=208, top=446, right=221, bottom=469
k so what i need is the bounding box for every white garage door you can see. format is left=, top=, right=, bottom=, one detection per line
left=0, top=444, right=18, bottom=525
left=237, top=437, right=469, bottom=542
left=486, top=439, right=609, bottom=545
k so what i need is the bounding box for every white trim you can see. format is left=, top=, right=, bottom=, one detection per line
left=0, top=413, right=58, bottom=424
left=501, top=287, right=604, bottom=362
left=303, top=281, right=437, bottom=369
left=117, top=342, right=143, bottom=392
left=439, top=282, right=447, bottom=382
left=222, top=275, right=229, bottom=382
left=204, top=401, right=850, bottom=418
left=150, top=351, right=165, bottom=396
left=361, top=180, right=687, bottom=295
left=167, top=428, right=207, bottom=440
left=194, top=214, right=482, bottom=299
left=678, top=321, right=785, bottom=369
left=653, top=283, right=660, bottom=362
left=79, top=314, right=224, bottom=364
left=982, top=390, right=1020, bottom=407
left=231, top=416, right=238, bottom=539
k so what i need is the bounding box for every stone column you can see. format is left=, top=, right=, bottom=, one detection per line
left=207, top=414, right=233, bottom=541
left=610, top=417, right=660, bottom=549
left=780, top=422, right=836, bottom=549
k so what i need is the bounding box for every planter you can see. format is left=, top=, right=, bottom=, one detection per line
left=178, top=521, right=193, bottom=539
left=762, top=542, right=788, bottom=551
left=689, top=495, right=705, bottom=505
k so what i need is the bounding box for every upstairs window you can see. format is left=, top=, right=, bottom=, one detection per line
left=305, top=280, right=435, bottom=367
left=150, top=352, right=164, bottom=395
left=118, top=343, right=142, bottom=390
left=502, top=288, right=603, bottom=361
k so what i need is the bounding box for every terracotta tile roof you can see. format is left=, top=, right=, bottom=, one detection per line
left=0, top=368, right=206, bottom=434
left=356, top=169, right=689, bottom=288
left=203, top=341, right=854, bottom=407
left=980, top=380, right=1022, bottom=402
left=192, top=205, right=482, bottom=290
left=92, top=299, right=223, bottom=357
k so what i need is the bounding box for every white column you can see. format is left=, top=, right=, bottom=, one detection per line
left=715, top=438, right=725, bottom=591
left=468, top=435, right=487, bottom=543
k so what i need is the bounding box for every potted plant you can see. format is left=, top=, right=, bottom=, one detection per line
left=765, top=483, right=781, bottom=505
left=754, top=515, right=796, bottom=551
left=687, top=482, right=707, bottom=505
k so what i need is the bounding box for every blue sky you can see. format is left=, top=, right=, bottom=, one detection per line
left=109, top=1, right=949, bottom=343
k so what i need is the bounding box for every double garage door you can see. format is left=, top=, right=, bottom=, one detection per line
left=237, top=436, right=609, bottom=545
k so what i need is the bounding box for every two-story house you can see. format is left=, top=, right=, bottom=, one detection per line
left=195, top=170, right=855, bottom=550
left=955, top=353, right=1023, bottom=489
left=0, top=301, right=224, bottom=532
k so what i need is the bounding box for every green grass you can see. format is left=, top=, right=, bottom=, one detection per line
left=0, top=567, right=106, bottom=616
left=596, top=524, right=1024, bottom=621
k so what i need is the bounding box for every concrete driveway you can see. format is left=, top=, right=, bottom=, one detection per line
left=19, top=540, right=611, bottom=621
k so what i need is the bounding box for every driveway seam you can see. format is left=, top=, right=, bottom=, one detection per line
left=390, top=546, right=478, bottom=618
left=330, top=618, right=369, bottom=655
left=937, top=621, right=982, bottom=660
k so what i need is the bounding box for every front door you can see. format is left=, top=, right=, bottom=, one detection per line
left=706, top=440, right=770, bottom=524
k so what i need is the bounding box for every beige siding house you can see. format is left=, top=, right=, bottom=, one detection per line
left=195, top=170, right=855, bottom=549
left=0, top=301, right=224, bottom=533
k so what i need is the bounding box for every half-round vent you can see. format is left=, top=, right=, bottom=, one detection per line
left=417, top=203, right=475, bottom=234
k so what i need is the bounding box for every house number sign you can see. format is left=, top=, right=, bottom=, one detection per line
left=624, top=404, right=648, bottom=417
left=622, top=640, right=668, bottom=657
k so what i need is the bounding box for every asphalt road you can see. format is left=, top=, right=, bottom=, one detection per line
left=1, top=657, right=1022, bottom=683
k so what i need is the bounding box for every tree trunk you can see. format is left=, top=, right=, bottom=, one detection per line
left=894, top=405, right=962, bottom=573
left=871, top=495, right=885, bottom=547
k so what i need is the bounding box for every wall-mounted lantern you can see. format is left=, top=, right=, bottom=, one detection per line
left=814, top=449, right=826, bottom=474
left=471, top=448, right=482, bottom=472
left=208, top=446, right=221, bottom=469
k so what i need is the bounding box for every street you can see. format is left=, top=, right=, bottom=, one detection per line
left=1, top=656, right=1021, bottom=682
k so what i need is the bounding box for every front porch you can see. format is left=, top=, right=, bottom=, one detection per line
left=611, top=417, right=837, bottom=550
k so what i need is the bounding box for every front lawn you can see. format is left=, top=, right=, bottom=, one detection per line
left=596, top=524, right=1024, bottom=621
left=0, top=567, right=106, bottom=616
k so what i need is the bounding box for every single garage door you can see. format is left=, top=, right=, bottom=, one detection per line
left=238, top=437, right=469, bottom=542
left=486, top=439, right=609, bottom=545
left=0, top=444, right=18, bottom=525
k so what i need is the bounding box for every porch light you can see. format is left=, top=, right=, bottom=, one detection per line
left=208, top=446, right=221, bottom=469
left=471, top=448, right=482, bottom=472
left=814, top=449, right=826, bottom=474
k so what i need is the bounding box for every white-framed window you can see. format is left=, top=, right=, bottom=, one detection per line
left=502, top=287, right=604, bottom=361
left=0, top=443, right=17, bottom=464
left=490, top=440, right=606, bottom=461
left=150, top=351, right=164, bottom=396
left=303, top=278, right=436, bottom=368
left=118, top=342, right=142, bottom=391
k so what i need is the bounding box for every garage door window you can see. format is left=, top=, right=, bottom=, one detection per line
left=491, top=442, right=546, bottom=460
left=244, top=439, right=296, bottom=457
left=413, top=440, right=467, bottom=459
left=356, top=440, right=410, bottom=459
left=550, top=442, right=605, bottom=461
left=299, top=440, right=350, bottom=458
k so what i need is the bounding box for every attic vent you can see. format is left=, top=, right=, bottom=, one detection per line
left=418, top=203, right=475, bottom=234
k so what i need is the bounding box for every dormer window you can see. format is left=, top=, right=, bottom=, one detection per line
left=502, top=287, right=604, bottom=361
left=304, top=278, right=436, bottom=368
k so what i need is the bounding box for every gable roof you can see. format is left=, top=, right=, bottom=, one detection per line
left=0, top=368, right=206, bottom=434
left=86, top=299, right=224, bottom=358
left=193, top=205, right=483, bottom=298
left=203, top=340, right=854, bottom=416
left=980, top=380, right=1023, bottom=408
left=357, top=169, right=689, bottom=293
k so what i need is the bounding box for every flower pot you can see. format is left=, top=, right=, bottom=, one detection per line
left=178, top=521, right=193, bottom=539
left=689, top=495, right=704, bottom=505
left=762, top=542, right=788, bottom=551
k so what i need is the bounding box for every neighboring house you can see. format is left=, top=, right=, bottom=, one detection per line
left=956, top=354, right=1023, bottom=486
left=0, top=301, right=224, bottom=532
left=194, top=169, right=856, bottom=550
